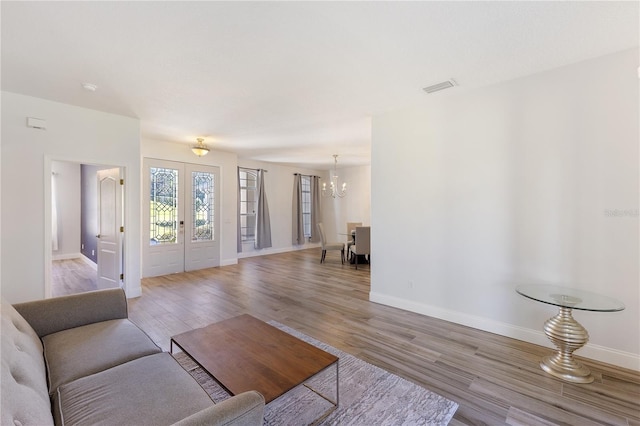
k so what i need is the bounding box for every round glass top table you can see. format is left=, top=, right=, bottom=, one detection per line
left=516, top=284, right=625, bottom=384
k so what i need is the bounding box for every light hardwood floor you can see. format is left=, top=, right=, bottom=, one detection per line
left=57, top=249, right=639, bottom=425
left=51, top=258, right=98, bottom=297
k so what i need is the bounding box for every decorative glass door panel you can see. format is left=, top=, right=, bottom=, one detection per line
left=150, top=167, right=179, bottom=245
left=191, top=171, right=214, bottom=242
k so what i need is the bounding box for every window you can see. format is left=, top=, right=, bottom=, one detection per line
left=239, top=168, right=257, bottom=242
left=301, top=175, right=311, bottom=238
left=293, top=173, right=316, bottom=245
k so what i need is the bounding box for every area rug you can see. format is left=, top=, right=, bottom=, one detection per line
left=173, top=321, right=458, bottom=425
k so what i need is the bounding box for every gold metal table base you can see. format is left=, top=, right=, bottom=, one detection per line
left=541, top=306, right=593, bottom=384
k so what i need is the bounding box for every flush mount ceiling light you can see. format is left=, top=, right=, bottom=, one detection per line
left=191, top=138, right=210, bottom=156
left=82, top=82, right=98, bottom=92
left=422, top=78, right=457, bottom=94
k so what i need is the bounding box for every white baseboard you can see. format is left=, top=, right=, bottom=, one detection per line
left=52, top=252, right=83, bottom=261
left=369, top=292, right=640, bottom=372
left=237, top=243, right=321, bottom=259
left=51, top=252, right=98, bottom=270
left=221, top=258, right=239, bottom=266
left=80, top=254, right=97, bottom=270
left=216, top=243, right=323, bottom=267
left=125, top=284, right=142, bottom=299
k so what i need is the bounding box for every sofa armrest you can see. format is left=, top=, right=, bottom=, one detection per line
left=172, top=391, right=265, bottom=426
left=13, top=288, right=128, bottom=338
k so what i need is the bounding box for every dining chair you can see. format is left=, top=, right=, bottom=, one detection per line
left=350, top=226, right=370, bottom=269
left=317, top=223, right=345, bottom=264
left=346, top=222, right=362, bottom=259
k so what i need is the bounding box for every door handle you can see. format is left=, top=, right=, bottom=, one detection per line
left=96, top=234, right=101, bottom=238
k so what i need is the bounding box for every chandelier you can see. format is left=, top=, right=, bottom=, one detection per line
left=322, top=154, right=347, bottom=198
left=191, top=138, right=210, bottom=157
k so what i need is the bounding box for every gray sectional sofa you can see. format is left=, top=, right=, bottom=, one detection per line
left=1, top=288, right=265, bottom=426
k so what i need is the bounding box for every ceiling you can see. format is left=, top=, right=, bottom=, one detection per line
left=2, top=1, right=638, bottom=169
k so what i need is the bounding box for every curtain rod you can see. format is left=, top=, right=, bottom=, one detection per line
left=293, top=173, right=320, bottom=178
left=239, top=167, right=267, bottom=172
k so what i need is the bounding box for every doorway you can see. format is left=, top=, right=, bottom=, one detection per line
left=142, top=159, right=221, bottom=277
left=50, top=161, right=124, bottom=297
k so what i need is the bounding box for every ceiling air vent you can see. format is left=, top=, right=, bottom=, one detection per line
left=422, top=79, right=457, bottom=94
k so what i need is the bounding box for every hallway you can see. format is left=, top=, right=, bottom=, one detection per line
left=51, top=258, right=98, bottom=297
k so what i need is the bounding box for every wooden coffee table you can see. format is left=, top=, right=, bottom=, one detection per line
left=171, top=314, right=339, bottom=423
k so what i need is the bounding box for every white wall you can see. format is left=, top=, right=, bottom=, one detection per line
left=237, top=159, right=324, bottom=257
left=1, top=92, right=141, bottom=303
left=321, top=164, right=371, bottom=242
left=370, top=48, right=639, bottom=370
left=51, top=161, right=81, bottom=259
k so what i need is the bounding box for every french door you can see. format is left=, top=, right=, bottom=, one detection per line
left=142, top=159, right=220, bottom=277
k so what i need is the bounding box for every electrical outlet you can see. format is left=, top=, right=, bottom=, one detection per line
left=92, top=250, right=95, bottom=256
left=81, top=243, right=84, bottom=250
left=408, top=280, right=414, bottom=289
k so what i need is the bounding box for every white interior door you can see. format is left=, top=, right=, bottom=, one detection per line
left=143, top=159, right=220, bottom=277
left=97, top=168, right=123, bottom=289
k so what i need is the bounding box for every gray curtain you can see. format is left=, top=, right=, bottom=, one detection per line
left=255, top=170, right=272, bottom=249
left=292, top=174, right=305, bottom=245
left=237, top=168, right=242, bottom=253
left=310, top=176, right=321, bottom=243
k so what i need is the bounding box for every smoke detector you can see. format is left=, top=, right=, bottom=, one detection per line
left=422, top=79, right=457, bottom=94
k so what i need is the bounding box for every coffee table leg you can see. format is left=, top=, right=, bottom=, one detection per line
left=336, top=361, right=339, bottom=407
left=540, top=306, right=593, bottom=383
left=303, top=361, right=339, bottom=425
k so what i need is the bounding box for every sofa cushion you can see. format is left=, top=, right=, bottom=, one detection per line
left=1, top=301, right=54, bottom=425
left=13, top=288, right=128, bottom=338
left=53, top=352, right=215, bottom=426
left=173, top=391, right=265, bottom=426
left=43, top=318, right=162, bottom=395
